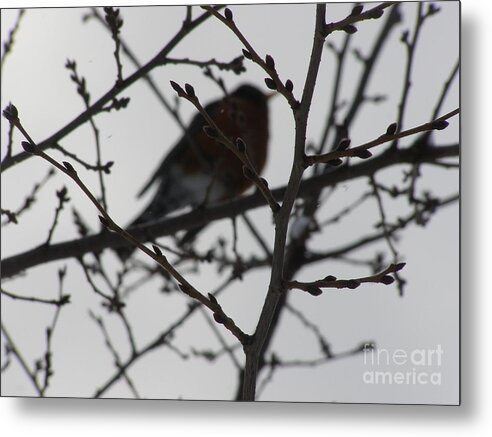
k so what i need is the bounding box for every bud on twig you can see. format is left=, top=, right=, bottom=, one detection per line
left=323, top=275, right=337, bottom=282
left=285, top=79, right=294, bottom=92
left=431, top=120, right=449, bottom=130
left=2, top=103, right=19, bottom=123
left=242, top=165, right=255, bottom=180
left=242, top=49, right=252, bottom=60
left=380, top=275, right=395, bottom=285
left=203, top=125, right=218, bottom=139
left=347, top=279, right=361, bottom=289
left=264, top=78, right=277, bottom=90
left=62, top=161, right=76, bottom=173
left=224, top=8, right=233, bottom=21
left=98, top=215, right=110, bottom=228
left=236, top=137, right=246, bottom=153
left=265, top=54, right=275, bottom=70
left=170, top=80, right=185, bottom=96
left=208, top=293, right=218, bottom=305
left=327, top=158, right=344, bottom=166
left=353, top=149, right=372, bottom=159
left=343, top=24, right=358, bottom=34
left=21, top=141, right=37, bottom=154
left=351, top=5, right=364, bottom=16
left=306, top=285, right=323, bottom=296
left=103, top=161, right=114, bottom=174
left=368, top=8, right=384, bottom=19
left=152, top=244, right=163, bottom=256
left=213, top=313, right=226, bottom=325
left=386, top=122, right=398, bottom=136
left=336, top=138, right=351, bottom=151
left=394, top=262, right=406, bottom=271
left=184, top=83, right=195, bottom=98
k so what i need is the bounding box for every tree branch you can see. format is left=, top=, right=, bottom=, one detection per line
left=1, top=142, right=458, bottom=278
left=1, top=7, right=221, bottom=172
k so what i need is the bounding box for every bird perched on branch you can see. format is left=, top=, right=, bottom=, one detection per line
left=117, top=83, right=271, bottom=260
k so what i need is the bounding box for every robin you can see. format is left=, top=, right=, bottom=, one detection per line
left=117, top=83, right=270, bottom=260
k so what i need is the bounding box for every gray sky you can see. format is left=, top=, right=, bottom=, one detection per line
left=1, top=2, right=459, bottom=403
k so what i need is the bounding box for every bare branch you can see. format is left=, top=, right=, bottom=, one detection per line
left=305, top=108, right=459, bottom=166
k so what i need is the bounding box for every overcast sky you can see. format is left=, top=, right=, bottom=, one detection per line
left=1, top=2, right=459, bottom=404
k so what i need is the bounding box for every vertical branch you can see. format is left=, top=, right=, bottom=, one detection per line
left=103, top=7, right=124, bottom=85
left=65, top=60, right=109, bottom=210
left=242, top=4, right=328, bottom=401
left=45, top=186, right=70, bottom=245
left=0, top=9, right=26, bottom=74
left=430, top=60, right=459, bottom=121
left=2, top=122, right=15, bottom=163
left=369, top=175, right=398, bottom=259
left=369, top=175, right=406, bottom=295
left=391, top=3, right=424, bottom=149
left=39, top=267, right=68, bottom=396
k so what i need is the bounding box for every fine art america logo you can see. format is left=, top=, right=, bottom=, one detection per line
left=362, top=344, right=443, bottom=385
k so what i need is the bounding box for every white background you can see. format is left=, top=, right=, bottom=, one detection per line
left=1, top=0, right=490, bottom=435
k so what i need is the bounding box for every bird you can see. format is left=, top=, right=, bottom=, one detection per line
left=116, top=83, right=271, bottom=261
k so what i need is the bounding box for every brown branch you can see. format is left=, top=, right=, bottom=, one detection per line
left=202, top=6, right=299, bottom=109
left=169, top=82, right=280, bottom=214
left=1, top=142, right=459, bottom=278
left=94, top=273, right=236, bottom=397
left=391, top=2, right=425, bottom=150
left=89, top=311, right=141, bottom=398
left=162, top=55, right=245, bottom=73
left=86, top=6, right=208, bottom=165
left=323, top=2, right=397, bottom=37
left=103, top=7, right=124, bottom=85
left=1, top=322, right=42, bottom=396
left=0, top=9, right=25, bottom=73
left=306, top=193, right=459, bottom=264
left=241, top=3, right=329, bottom=401
left=305, top=108, right=459, bottom=166
left=5, top=112, right=249, bottom=346
left=286, top=263, right=406, bottom=296
left=344, top=4, right=402, bottom=127
left=1, top=167, right=55, bottom=227
left=1, top=6, right=221, bottom=172
left=1, top=288, right=70, bottom=307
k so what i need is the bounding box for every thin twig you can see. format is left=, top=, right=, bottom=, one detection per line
left=241, top=213, right=272, bottom=263
left=1, top=322, right=42, bottom=395
left=1, top=141, right=459, bottom=278
left=170, top=82, right=280, bottom=214
left=94, top=272, right=237, bottom=397
left=1, top=287, right=70, bottom=306
left=286, top=262, right=405, bottom=295
left=45, top=186, right=70, bottom=245
left=305, top=108, right=459, bottom=166
left=1, top=167, right=55, bottom=227
left=0, top=9, right=26, bottom=73
left=9, top=113, right=249, bottom=344
left=1, top=7, right=221, bottom=172
left=89, top=311, right=141, bottom=398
